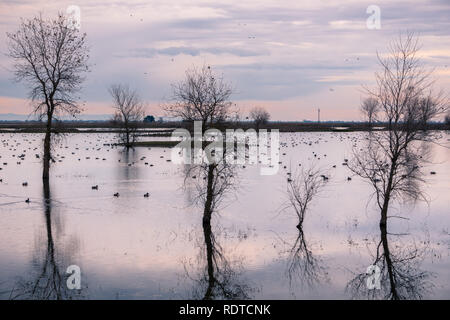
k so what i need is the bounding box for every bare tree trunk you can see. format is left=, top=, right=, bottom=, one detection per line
left=43, top=114, right=52, bottom=181
left=380, top=196, right=389, bottom=228
left=380, top=158, right=396, bottom=228
left=380, top=220, right=399, bottom=300
left=43, top=179, right=56, bottom=275
left=379, top=161, right=400, bottom=299
left=203, top=164, right=215, bottom=300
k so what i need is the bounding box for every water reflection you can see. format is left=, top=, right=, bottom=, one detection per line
left=0, top=132, right=448, bottom=299
left=184, top=162, right=253, bottom=300
left=346, top=221, right=434, bottom=300
left=118, top=148, right=142, bottom=181
left=285, top=226, right=327, bottom=289
left=10, top=180, right=84, bottom=300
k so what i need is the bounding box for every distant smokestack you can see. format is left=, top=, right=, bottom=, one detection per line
left=318, top=108, right=320, bottom=123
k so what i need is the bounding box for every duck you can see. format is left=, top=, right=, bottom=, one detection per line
left=144, top=192, right=149, bottom=198
left=114, top=192, right=120, bottom=197
left=22, top=182, right=28, bottom=186
left=92, top=185, right=98, bottom=190
left=25, top=198, right=30, bottom=203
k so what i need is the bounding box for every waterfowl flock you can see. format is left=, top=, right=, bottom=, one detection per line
left=0, top=129, right=448, bottom=301
left=0, top=131, right=445, bottom=205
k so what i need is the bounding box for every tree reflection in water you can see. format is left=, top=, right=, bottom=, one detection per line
left=183, top=160, right=254, bottom=300
left=10, top=180, right=84, bottom=300
left=345, top=34, right=443, bottom=300
left=346, top=136, right=435, bottom=299
left=285, top=227, right=328, bottom=289
left=346, top=224, right=434, bottom=300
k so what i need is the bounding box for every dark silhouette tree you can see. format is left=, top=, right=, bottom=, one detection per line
left=349, top=33, right=447, bottom=232
left=7, top=13, right=90, bottom=181
left=109, top=84, right=145, bottom=148
left=249, top=107, right=270, bottom=131
left=360, top=97, right=379, bottom=128
left=164, top=65, right=233, bottom=129
left=347, top=33, right=446, bottom=300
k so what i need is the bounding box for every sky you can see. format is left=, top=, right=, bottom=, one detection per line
left=0, top=0, right=449, bottom=121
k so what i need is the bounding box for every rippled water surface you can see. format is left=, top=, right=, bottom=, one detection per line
left=0, top=132, right=448, bottom=299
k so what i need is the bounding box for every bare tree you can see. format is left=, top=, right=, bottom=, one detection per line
left=164, top=65, right=233, bottom=130
left=7, top=13, right=90, bottom=180
left=349, top=33, right=447, bottom=229
left=109, top=84, right=145, bottom=148
left=360, top=97, right=379, bottom=128
left=286, top=166, right=326, bottom=228
left=283, top=166, right=327, bottom=288
left=168, top=65, right=243, bottom=298
left=249, top=107, right=270, bottom=130
left=348, top=34, right=447, bottom=298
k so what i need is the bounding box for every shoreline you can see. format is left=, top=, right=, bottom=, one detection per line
left=0, top=121, right=448, bottom=133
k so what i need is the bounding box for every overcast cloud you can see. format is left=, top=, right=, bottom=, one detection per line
left=0, top=0, right=449, bottom=120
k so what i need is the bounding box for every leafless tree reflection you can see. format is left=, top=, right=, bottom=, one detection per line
left=346, top=225, right=434, bottom=300
left=285, top=227, right=327, bottom=289
left=189, top=221, right=253, bottom=300
left=10, top=180, right=83, bottom=300
left=182, top=159, right=254, bottom=300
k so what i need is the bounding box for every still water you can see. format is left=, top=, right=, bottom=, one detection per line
left=0, top=132, right=448, bottom=299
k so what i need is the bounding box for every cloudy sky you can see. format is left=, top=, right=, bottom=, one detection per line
left=0, top=0, right=449, bottom=120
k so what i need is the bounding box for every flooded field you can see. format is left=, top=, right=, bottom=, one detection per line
left=0, top=131, right=449, bottom=299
